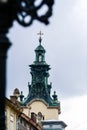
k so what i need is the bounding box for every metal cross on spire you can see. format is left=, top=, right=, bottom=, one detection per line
left=37, top=31, right=44, bottom=45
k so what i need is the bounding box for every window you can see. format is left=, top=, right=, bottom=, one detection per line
left=10, top=113, right=14, bottom=130
left=37, top=112, right=44, bottom=121
left=5, top=110, right=7, bottom=129
left=39, top=54, right=42, bottom=62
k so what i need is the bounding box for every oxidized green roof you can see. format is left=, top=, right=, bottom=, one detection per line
left=35, top=44, right=46, bottom=52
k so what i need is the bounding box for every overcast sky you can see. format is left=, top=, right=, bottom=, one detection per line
left=7, top=0, right=87, bottom=130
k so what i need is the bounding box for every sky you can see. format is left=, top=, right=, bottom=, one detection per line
left=6, top=0, right=87, bottom=130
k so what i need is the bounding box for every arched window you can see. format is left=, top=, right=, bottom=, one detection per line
left=39, top=54, right=42, bottom=62
left=37, top=112, right=44, bottom=121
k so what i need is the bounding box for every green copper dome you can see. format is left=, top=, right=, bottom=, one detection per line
left=35, top=44, right=46, bottom=52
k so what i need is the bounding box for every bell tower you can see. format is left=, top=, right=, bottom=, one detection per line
left=23, top=32, right=60, bottom=121
left=35, top=31, right=45, bottom=63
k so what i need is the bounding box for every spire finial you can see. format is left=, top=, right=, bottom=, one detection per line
left=37, top=31, right=43, bottom=45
